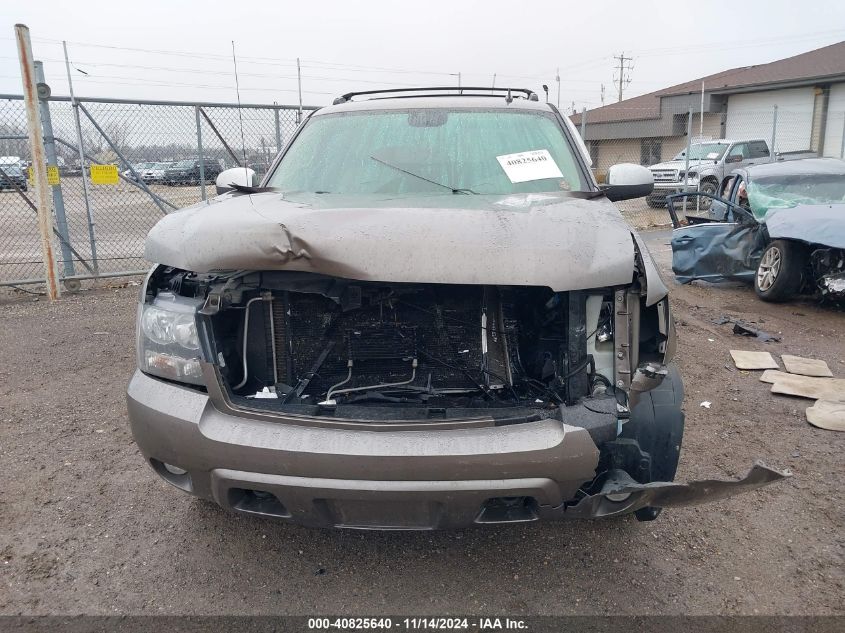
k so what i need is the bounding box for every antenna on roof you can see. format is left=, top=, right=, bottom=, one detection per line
left=231, top=41, right=249, bottom=183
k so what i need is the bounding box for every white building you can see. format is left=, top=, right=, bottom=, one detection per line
left=572, top=41, right=845, bottom=179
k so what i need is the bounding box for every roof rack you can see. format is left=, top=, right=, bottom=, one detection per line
left=332, top=87, right=539, bottom=105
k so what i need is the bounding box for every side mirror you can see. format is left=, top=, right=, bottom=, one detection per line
left=602, top=163, right=654, bottom=202
left=215, top=167, right=258, bottom=195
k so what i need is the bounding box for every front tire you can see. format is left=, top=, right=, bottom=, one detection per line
left=754, top=240, right=805, bottom=302
left=697, top=179, right=717, bottom=210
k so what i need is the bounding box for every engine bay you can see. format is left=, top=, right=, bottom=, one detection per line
left=160, top=270, right=638, bottom=419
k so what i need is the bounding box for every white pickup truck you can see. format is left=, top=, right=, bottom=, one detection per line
left=646, top=139, right=774, bottom=209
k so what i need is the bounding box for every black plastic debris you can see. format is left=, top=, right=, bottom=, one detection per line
left=713, top=316, right=781, bottom=342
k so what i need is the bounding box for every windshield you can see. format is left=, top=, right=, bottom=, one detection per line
left=747, top=175, right=845, bottom=219
left=266, top=109, right=587, bottom=195
left=172, top=160, right=194, bottom=168
left=673, top=143, right=728, bottom=161
left=1, top=165, right=22, bottom=175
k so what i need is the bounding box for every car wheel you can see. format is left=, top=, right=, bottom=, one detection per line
left=697, top=180, right=717, bottom=209
left=646, top=194, right=665, bottom=209
left=754, top=239, right=805, bottom=302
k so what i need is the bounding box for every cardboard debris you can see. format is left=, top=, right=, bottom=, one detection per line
left=729, top=350, right=779, bottom=370
left=806, top=400, right=845, bottom=432
left=781, top=355, right=833, bottom=377
left=760, top=369, right=791, bottom=384
left=768, top=374, right=845, bottom=402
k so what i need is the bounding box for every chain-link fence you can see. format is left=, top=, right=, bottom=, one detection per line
left=4, top=92, right=845, bottom=289
left=575, top=101, right=845, bottom=228
left=0, top=93, right=313, bottom=289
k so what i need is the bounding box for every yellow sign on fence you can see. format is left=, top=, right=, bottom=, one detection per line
left=90, top=164, right=119, bottom=185
left=27, top=165, right=60, bottom=186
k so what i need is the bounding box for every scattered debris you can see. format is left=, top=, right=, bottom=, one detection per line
left=781, top=355, right=833, bottom=378
left=730, top=350, right=779, bottom=370
left=700, top=401, right=712, bottom=409
left=732, top=322, right=780, bottom=342
left=767, top=374, right=845, bottom=402
left=713, top=317, right=781, bottom=342
left=759, top=370, right=791, bottom=384
left=805, top=401, right=845, bottom=432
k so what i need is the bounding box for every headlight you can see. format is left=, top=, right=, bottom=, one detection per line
left=137, top=291, right=204, bottom=385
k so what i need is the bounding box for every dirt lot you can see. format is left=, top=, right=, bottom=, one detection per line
left=0, top=232, right=843, bottom=616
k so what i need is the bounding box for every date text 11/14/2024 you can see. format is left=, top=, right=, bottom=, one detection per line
left=307, top=617, right=529, bottom=630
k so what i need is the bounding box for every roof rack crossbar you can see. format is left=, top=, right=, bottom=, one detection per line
left=334, top=87, right=538, bottom=104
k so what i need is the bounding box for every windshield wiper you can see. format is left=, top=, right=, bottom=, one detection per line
left=370, top=155, right=476, bottom=194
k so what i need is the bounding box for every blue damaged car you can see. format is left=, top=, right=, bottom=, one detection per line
left=668, top=158, right=845, bottom=302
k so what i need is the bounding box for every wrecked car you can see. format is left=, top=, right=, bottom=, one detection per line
left=669, top=158, right=845, bottom=302
left=127, top=87, right=787, bottom=529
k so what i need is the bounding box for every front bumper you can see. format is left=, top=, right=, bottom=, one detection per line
left=127, top=370, right=602, bottom=528
left=127, top=370, right=789, bottom=529
left=651, top=182, right=699, bottom=193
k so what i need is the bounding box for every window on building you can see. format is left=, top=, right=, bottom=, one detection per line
left=587, top=141, right=599, bottom=165
left=640, top=138, right=662, bottom=165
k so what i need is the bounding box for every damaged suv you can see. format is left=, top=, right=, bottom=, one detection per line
left=128, top=88, right=786, bottom=529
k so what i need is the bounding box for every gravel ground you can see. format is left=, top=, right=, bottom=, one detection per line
left=0, top=234, right=843, bottom=616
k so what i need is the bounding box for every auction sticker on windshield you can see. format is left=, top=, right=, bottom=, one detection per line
left=496, top=149, right=563, bottom=183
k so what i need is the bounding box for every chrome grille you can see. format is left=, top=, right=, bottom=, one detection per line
left=651, top=169, right=678, bottom=182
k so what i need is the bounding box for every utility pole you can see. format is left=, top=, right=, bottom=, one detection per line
left=16, top=23, right=60, bottom=300
left=600, top=83, right=606, bottom=106
left=613, top=53, right=633, bottom=102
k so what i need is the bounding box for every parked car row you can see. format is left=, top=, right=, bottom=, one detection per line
left=0, top=162, right=27, bottom=191
left=122, top=159, right=226, bottom=185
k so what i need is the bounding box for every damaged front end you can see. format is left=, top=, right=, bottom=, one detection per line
left=133, top=251, right=788, bottom=526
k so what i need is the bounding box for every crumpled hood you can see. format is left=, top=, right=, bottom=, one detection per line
left=765, top=203, right=845, bottom=249
left=145, top=191, right=667, bottom=303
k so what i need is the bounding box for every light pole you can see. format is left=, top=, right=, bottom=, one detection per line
left=555, top=68, right=560, bottom=108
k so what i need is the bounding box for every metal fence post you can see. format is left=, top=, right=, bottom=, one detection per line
left=273, top=108, right=282, bottom=155
left=683, top=108, right=692, bottom=217
left=580, top=107, right=586, bottom=140
left=63, top=40, right=98, bottom=273
left=34, top=61, right=75, bottom=278
left=16, top=24, right=60, bottom=299
left=195, top=105, right=206, bottom=201
left=771, top=105, right=778, bottom=158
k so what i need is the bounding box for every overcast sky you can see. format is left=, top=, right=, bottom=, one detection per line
left=2, top=0, right=845, bottom=111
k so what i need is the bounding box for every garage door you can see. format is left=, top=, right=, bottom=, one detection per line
left=726, top=88, right=814, bottom=153
left=823, top=83, right=845, bottom=158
